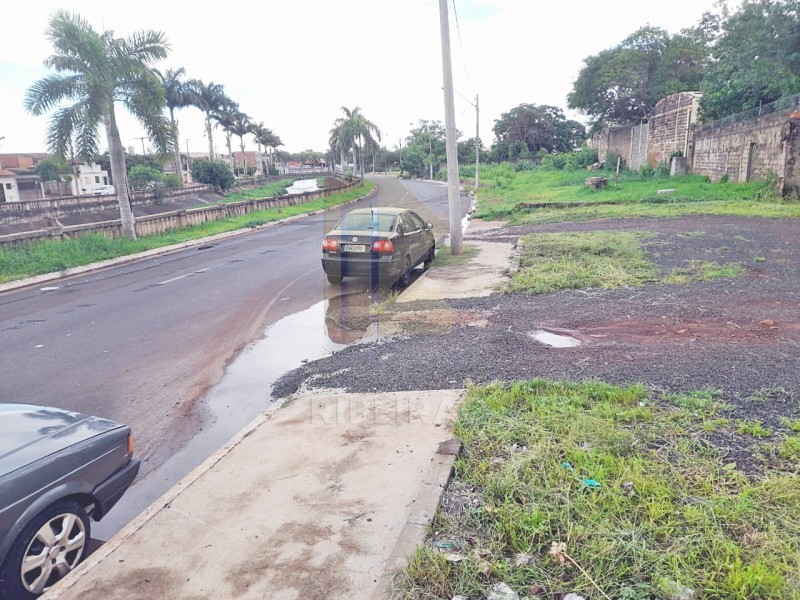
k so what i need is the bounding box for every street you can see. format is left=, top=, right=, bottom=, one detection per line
left=0, top=175, right=469, bottom=537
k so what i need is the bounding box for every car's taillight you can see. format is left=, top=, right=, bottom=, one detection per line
left=322, top=237, right=340, bottom=251
left=371, top=240, right=394, bottom=253
left=127, top=432, right=134, bottom=457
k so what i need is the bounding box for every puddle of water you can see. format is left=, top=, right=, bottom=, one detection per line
left=94, top=301, right=346, bottom=539
left=529, top=329, right=582, bottom=348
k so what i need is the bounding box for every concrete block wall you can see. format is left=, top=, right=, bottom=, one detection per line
left=690, top=108, right=796, bottom=183
left=647, top=92, right=700, bottom=166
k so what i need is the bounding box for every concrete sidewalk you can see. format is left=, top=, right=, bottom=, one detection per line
left=44, top=221, right=518, bottom=600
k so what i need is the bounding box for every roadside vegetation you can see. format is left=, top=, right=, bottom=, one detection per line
left=473, top=163, right=800, bottom=226
left=505, top=231, right=744, bottom=294
left=0, top=182, right=373, bottom=284
left=431, top=244, right=480, bottom=268
left=219, top=178, right=296, bottom=203
left=397, top=380, right=800, bottom=599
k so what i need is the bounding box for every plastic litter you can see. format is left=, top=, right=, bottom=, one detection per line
left=562, top=462, right=602, bottom=489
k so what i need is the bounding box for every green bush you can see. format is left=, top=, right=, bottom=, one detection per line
left=605, top=150, right=624, bottom=171
left=190, top=159, right=235, bottom=191
left=163, top=173, right=182, bottom=189
left=639, top=162, right=655, bottom=178
left=655, top=160, right=671, bottom=178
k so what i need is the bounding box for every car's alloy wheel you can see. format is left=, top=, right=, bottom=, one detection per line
left=398, top=256, right=413, bottom=287
left=0, top=499, right=90, bottom=598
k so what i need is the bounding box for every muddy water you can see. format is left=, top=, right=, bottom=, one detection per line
left=94, top=301, right=347, bottom=539
left=529, top=329, right=582, bottom=348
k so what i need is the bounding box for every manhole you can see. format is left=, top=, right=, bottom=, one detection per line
left=529, top=329, right=582, bottom=348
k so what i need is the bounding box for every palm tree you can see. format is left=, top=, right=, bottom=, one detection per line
left=228, top=112, right=251, bottom=176
left=154, top=67, right=198, bottom=188
left=334, top=107, right=382, bottom=180
left=25, top=10, right=171, bottom=239
left=212, top=98, right=240, bottom=173
left=189, top=79, right=227, bottom=161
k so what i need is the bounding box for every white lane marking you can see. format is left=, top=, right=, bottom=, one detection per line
left=41, top=286, right=60, bottom=292
left=156, top=268, right=210, bottom=286
left=35, top=344, right=44, bottom=348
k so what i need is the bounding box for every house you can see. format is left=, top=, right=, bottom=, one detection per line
left=0, top=153, right=111, bottom=199
left=0, top=169, right=20, bottom=202
left=232, top=150, right=261, bottom=175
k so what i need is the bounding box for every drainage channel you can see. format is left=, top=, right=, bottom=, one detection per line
left=93, top=300, right=346, bottom=539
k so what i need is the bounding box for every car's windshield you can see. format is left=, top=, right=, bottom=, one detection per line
left=334, top=212, right=395, bottom=232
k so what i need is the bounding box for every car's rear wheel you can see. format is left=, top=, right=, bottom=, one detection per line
left=423, top=245, right=435, bottom=270
left=326, top=274, right=343, bottom=284
left=398, top=256, right=413, bottom=288
left=0, top=499, right=90, bottom=599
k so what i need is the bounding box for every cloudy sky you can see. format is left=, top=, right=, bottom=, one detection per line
left=1, top=0, right=727, bottom=157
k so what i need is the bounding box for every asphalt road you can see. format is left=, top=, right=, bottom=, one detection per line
left=0, top=176, right=469, bottom=483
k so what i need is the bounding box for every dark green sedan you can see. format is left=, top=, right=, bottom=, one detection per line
left=321, top=207, right=436, bottom=286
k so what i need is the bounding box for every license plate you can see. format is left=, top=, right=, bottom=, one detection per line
left=343, top=244, right=366, bottom=253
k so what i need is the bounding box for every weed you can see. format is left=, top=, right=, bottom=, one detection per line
left=395, top=379, right=800, bottom=599
left=737, top=419, right=772, bottom=438
left=430, top=245, right=480, bottom=268
left=778, top=436, right=800, bottom=461
left=781, top=418, right=800, bottom=433
left=662, top=261, right=745, bottom=285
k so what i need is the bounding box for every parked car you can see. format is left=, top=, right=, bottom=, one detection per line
left=91, top=185, right=115, bottom=196
left=321, top=207, right=435, bottom=286
left=0, top=404, right=140, bottom=598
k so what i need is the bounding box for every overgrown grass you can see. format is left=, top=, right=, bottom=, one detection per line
left=0, top=181, right=374, bottom=283
left=473, top=164, right=800, bottom=225
left=505, top=232, right=745, bottom=294
left=395, top=380, right=800, bottom=599
left=219, top=178, right=296, bottom=202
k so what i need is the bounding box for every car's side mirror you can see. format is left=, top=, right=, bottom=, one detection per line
left=426, top=223, right=433, bottom=230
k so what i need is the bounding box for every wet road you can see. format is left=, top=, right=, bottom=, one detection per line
left=0, top=176, right=469, bottom=535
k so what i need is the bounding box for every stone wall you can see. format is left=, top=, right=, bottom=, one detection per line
left=689, top=108, right=798, bottom=184
left=647, top=92, right=700, bottom=166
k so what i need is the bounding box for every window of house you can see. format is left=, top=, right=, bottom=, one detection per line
left=5, top=183, right=11, bottom=190
left=95, top=176, right=100, bottom=183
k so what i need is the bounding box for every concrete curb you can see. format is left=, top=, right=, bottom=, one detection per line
left=0, top=186, right=377, bottom=296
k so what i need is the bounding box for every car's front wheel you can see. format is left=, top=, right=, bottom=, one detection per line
left=0, top=499, right=90, bottom=599
left=326, top=274, right=343, bottom=284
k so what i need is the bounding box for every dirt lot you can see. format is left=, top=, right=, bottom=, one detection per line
left=275, top=215, right=800, bottom=477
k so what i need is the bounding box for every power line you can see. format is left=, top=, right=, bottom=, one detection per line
left=451, top=0, right=472, bottom=96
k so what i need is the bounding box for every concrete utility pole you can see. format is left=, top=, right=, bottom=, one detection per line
left=185, top=139, right=192, bottom=184
left=475, top=94, right=480, bottom=191
left=438, top=0, right=462, bottom=255
left=135, top=137, right=147, bottom=154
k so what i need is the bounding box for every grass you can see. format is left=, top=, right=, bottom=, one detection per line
left=0, top=181, right=374, bottom=284
left=473, top=164, right=800, bottom=225
left=218, top=179, right=296, bottom=203
left=505, top=232, right=745, bottom=294
left=395, top=380, right=800, bottom=599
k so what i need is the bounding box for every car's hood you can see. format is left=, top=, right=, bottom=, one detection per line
left=0, top=404, right=122, bottom=477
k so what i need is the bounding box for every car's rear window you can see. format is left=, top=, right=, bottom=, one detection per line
left=334, top=213, right=395, bottom=232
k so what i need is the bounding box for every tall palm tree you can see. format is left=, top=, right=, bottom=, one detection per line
left=264, top=130, right=283, bottom=175
left=250, top=121, right=268, bottom=175
left=189, top=79, right=227, bottom=161
left=154, top=67, right=198, bottom=188
left=335, top=106, right=382, bottom=180
left=212, top=98, right=240, bottom=173
left=228, top=111, right=251, bottom=176
left=25, top=10, right=171, bottom=239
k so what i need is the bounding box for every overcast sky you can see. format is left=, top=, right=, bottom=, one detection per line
left=1, top=0, right=728, bottom=157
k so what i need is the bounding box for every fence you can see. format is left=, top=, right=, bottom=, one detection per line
left=0, top=176, right=358, bottom=247
left=698, top=94, right=800, bottom=131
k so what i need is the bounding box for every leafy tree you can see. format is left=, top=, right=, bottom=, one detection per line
left=155, top=67, right=198, bottom=187
left=568, top=26, right=709, bottom=126
left=128, top=164, right=165, bottom=191
left=700, top=0, right=800, bottom=120
left=491, top=104, right=585, bottom=160
left=35, top=156, right=71, bottom=195
left=95, top=151, right=164, bottom=176
left=400, top=120, right=446, bottom=178
left=212, top=97, right=240, bottom=173
left=190, top=159, right=235, bottom=191
left=25, top=10, right=171, bottom=239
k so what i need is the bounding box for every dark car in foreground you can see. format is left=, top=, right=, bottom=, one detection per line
left=321, top=207, right=435, bottom=286
left=0, top=405, right=140, bottom=599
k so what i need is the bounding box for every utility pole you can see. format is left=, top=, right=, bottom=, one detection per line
left=135, top=137, right=147, bottom=154
left=429, top=129, right=433, bottom=180
left=439, top=0, right=462, bottom=254
left=475, top=94, right=480, bottom=191
left=185, top=139, right=192, bottom=184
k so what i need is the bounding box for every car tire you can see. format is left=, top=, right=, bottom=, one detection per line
left=0, top=499, right=90, bottom=599
left=423, top=245, right=435, bottom=270
left=326, top=274, right=343, bottom=284
left=398, top=256, right=413, bottom=288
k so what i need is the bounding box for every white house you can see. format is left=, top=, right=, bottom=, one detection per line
left=0, top=169, right=20, bottom=202
left=72, top=162, right=111, bottom=195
